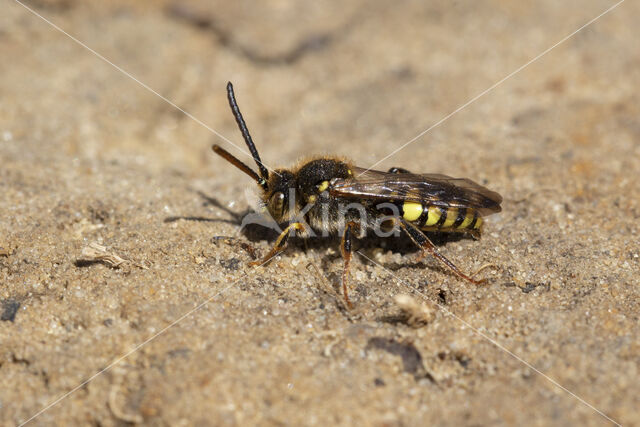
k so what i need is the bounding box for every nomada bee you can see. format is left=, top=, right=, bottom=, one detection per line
left=212, top=82, right=502, bottom=307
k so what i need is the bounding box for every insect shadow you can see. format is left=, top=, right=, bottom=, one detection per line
left=163, top=190, right=281, bottom=242
left=164, top=190, right=242, bottom=225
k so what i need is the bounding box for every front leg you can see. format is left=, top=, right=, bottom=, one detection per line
left=249, top=222, right=307, bottom=266
left=340, top=221, right=359, bottom=308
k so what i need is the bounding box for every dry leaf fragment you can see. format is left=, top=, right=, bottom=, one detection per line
left=78, top=242, right=148, bottom=269
left=394, top=294, right=435, bottom=327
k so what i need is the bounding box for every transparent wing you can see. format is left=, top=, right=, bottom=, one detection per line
left=330, top=167, right=502, bottom=216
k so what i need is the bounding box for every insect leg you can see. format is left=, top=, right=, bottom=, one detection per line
left=398, top=219, right=485, bottom=285
left=387, top=167, right=412, bottom=174
left=340, top=221, right=359, bottom=308
left=249, top=222, right=307, bottom=266
left=211, top=236, right=258, bottom=259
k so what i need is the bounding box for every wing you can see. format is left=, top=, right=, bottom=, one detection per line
left=330, top=167, right=502, bottom=216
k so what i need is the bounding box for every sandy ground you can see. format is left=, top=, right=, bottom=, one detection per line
left=1, top=0, right=639, bottom=425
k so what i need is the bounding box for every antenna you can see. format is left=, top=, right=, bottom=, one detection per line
left=211, top=144, right=266, bottom=188
left=226, top=82, right=270, bottom=182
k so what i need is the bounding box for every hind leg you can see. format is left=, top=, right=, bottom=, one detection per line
left=398, top=219, right=485, bottom=285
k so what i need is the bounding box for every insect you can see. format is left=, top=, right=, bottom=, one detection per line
left=212, top=82, right=502, bottom=307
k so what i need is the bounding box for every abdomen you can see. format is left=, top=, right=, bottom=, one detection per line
left=401, top=202, right=482, bottom=233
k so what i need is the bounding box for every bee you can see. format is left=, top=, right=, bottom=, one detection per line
left=212, top=82, right=502, bottom=307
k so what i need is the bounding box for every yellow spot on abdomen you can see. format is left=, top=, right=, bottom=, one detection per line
left=458, top=211, right=474, bottom=229
left=402, top=202, right=423, bottom=221
left=474, top=216, right=483, bottom=229
left=308, top=195, right=317, bottom=203
left=442, top=208, right=458, bottom=228
left=317, top=180, right=329, bottom=192
left=425, top=206, right=441, bottom=226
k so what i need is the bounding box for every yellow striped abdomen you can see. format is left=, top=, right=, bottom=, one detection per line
left=401, top=202, right=482, bottom=232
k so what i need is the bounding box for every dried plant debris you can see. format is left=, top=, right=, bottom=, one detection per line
left=394, top=294, right=435, bottom=327
left=76, top=242, right=148, bottom=270
left=380, top=294, right=435, bottom=328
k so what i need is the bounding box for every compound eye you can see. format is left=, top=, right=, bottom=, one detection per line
left=269, top=191, right=285, bottom=217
